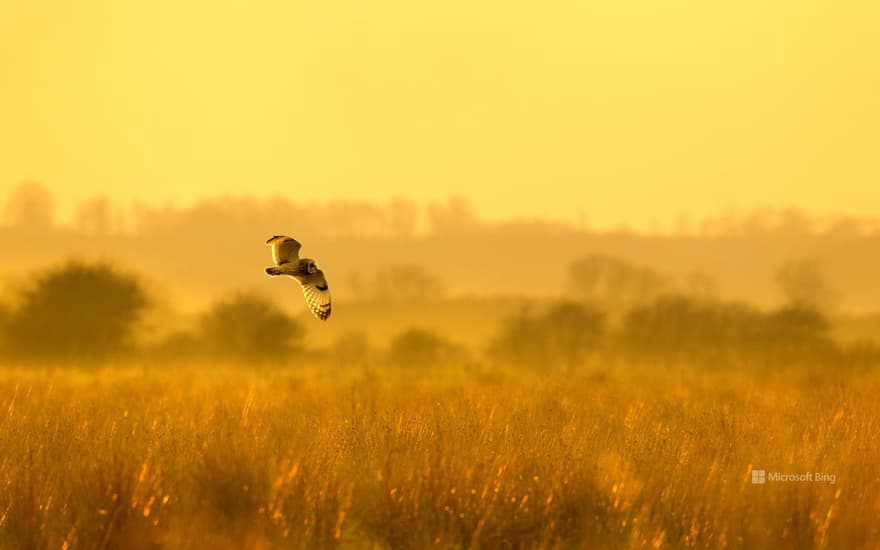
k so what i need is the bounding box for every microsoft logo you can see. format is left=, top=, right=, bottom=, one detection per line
left=750, top=468, right=836, bottom=485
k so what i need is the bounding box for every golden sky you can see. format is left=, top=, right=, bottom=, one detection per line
left=2, top=0, right=878, bottom=229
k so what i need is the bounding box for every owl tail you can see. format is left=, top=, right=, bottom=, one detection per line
left=265, top=266, right=284, bottom=276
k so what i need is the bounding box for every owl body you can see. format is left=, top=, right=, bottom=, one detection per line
left=265, top=236, right=331, bottom=320
left=266, top=258, right=318, bottom=279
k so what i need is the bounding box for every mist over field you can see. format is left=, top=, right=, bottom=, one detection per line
left=2, top=184, right=880, bottom=548
left=4, top=183, right=880, bottom=349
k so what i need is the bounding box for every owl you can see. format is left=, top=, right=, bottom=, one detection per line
left=264, top=235, right=331, bottom=320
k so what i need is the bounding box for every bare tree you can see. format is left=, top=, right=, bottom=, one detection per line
left=566, top=255, right=672, bottom=310
left=775, top=260, right=840, bottom=312
left=351, top=264, right=446, bottom=301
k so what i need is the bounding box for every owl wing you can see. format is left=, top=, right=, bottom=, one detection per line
left=267, top=235, right=302, bottom=265
left=300, top=269, right=331, bottom=321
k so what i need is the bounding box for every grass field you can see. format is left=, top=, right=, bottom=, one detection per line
left=1, top=363, right=878, bottom=549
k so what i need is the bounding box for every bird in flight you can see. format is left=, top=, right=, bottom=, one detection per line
left=264, top=235, right=331, bottom=320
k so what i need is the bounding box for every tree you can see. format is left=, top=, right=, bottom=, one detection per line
left=3, top=182, right=54, bottom=229
left=490, top=301, right=605, bottom=371
left=75, top=196, right=120, bottom=235
left=387, top=198, right=419, bottom=238
left=760, top=305, right=832, bottom=355
left=199, top=293, right=304, bottom=361
left=427, top=196, right=476, bottom=235
left=566, top=255, right=672, bottom=311
left=619, top=296, right=759, bottom=359
left=618, top=295, right=834, bottom=363
left=7, top=261, right=149, bottom=362
left=775, top=261, right=840, bottom=312
left=351, top=264, right=445, bottom=301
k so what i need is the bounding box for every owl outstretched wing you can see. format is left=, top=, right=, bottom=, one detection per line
left=300, top=269, right=331, bottom=321
left=267, top=235, right=302, bottom=265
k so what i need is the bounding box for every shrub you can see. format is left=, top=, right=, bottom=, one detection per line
left=6, top=260, right=148, bottom=362
left=198, top=293, right=304, bottom=361
left=619, top=295, right=835, bottom=363
left=387, top=328, right=465, bottom=367
left=619, top=296, right=758, bottom=358
left=147, top=331, right=201, bottom=362
left=333, top=331, right=371, bottom=367
left=490, top=301, right=605, bottom=371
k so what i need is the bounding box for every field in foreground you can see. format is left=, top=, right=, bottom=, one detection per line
left=0, top=364, right=878, bottom=549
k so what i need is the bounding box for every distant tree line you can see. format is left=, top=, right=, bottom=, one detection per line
left=564, top=255, right=838, bottom=314
left=5, top=182, right=880, bottom=240
left=1, top=182, right=478, bottom=239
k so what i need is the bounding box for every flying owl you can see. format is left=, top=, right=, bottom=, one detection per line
left=264, top=235, right=331, bottom=320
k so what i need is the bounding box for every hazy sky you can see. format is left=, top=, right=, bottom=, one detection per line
left=2, top=0, right=878, bottom=229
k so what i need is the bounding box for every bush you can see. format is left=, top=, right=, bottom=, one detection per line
left=6, top=260, right=148, bottom=362
left=332, top=331, right=371, bottom=367
left=755, top=305, right=835, bottom=360
left=199, top=293, right=304, bottom=361
left=619, top=295, right=835, bottom=363
left=490, top=301, right=605, bottom=371
left=387, top=328, right=465, bottom=367
left=147, top=331, right=201, bottom=362
left=619, top=296, right=757, bottom=358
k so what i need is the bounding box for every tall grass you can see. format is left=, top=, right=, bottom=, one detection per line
left=0, top=363, right=878, bottom=549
